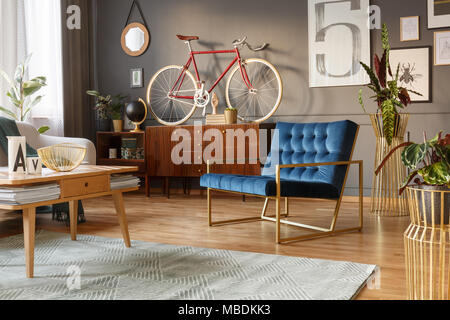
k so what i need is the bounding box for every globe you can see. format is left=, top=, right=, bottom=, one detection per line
left=126, top=100, right=147, bottom=123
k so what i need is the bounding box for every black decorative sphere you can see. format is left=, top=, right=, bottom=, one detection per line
left=126, top=100, right=146, bottom=123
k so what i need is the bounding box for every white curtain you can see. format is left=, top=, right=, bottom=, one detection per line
left=24, top=0, right=64, bottom=136
left=0, top=0, right=26, bottom=114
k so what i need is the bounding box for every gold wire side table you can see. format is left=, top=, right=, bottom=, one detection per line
left=404, top=186, right=450, bottom=300
left=370, top=113, right=409, bottom=217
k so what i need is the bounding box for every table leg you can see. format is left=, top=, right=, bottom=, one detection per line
left=69, top=200, right=78, bottom=241
left=112, top=192, right=131, bottom=248
left=23, top=207, right=36, bottom=278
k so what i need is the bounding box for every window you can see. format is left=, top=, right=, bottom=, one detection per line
left=0, top=0, right=64, bottom=136
left=24, top=0, right=64, bottom=136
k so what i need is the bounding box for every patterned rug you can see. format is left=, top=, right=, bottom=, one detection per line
left=0, top=230, right=376, bottom=300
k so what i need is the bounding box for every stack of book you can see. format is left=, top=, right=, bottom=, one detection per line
left=110, top=175, right=140, bottom=190
left=205, top=114, right=226, bottom=125
left=0, top=184, right=61, bottom=205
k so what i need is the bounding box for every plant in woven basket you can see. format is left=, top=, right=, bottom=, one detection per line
left=0, top=54, right=49, bottom=134
left=376, top=132, right=450, bottom=195
left=358, top=24, right=421, bottom=146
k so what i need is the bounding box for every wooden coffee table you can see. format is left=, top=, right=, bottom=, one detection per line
left=0, top=165, right=139, bottom=278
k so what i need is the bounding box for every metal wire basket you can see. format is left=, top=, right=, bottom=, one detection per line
left=37, top=143, right=87, bottom=172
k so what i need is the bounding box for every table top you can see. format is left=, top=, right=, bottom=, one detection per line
left=0, top=165, right=139, bottom=186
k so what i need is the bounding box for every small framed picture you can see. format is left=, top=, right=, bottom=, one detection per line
left=130, top=68, right=143, bottom=88
left=400, top=16, right=420, bottom=42
left=434, top=31, right=450, bottom=66
left=428, top=0, right=450, bottom=29
left=389, top=47, right=432, bottom=102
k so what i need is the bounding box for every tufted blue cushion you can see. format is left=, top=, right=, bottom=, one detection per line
left=200, top=120, right=358, bottom=199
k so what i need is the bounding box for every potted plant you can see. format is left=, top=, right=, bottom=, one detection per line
left=224, top=106, right=237, bottom=124
left=376, top=132, right=450, bottom=224
left=86, top=90, right=112, bottom=132
left=109, top=94, right=128, bottom=132
left=358, top=23, right=421, bottom=145
left=358, top=24, right=422, bottom=216
left=0, top=55, right=50, bottom=134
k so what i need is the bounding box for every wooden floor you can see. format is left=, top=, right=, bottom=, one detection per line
left=0, top=190, right=411, bottom=300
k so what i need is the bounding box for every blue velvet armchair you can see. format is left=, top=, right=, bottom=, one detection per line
left=200, top=120, right=363, bottom=243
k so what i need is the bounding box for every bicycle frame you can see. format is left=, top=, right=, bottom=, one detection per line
left=169, top=47, right=254, bottom=100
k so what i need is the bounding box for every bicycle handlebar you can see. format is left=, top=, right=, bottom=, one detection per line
left=232, top=36, right=269, bottom=52
left=232, top=36, right=248, bottom=47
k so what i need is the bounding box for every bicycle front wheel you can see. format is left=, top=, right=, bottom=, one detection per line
left=225, top=58, right=282, bottom=123
left=146, top=65, right=197, bottom=126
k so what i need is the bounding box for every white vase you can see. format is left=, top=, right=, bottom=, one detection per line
left=7, top=136, right=27, bottom=175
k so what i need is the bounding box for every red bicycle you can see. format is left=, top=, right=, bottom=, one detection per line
left=146, top=35, right=283, bottom=126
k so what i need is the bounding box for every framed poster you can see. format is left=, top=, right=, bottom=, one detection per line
left=400, top=16, right=420, bottom=41
left=308, top=0, right=371, bottom=87
left=389, top=47, right=431, bottom=102
left=434, top=31, right=450, bottom=65
left=130, top=68, right=143, bottom=88
left=428, top=0, right=450, bottom=29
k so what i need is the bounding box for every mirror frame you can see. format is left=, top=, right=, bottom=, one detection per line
left=121, top=22, right=150, bottom=57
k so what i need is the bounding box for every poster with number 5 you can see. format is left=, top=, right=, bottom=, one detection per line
left=308, top=0, right=371, bottom=87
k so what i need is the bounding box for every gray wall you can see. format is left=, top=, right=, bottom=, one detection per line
left=95, top=0, right=450, bottom=196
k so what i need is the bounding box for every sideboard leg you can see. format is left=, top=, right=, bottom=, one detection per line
left=112, top=192, right=131, bottom=248
left=166, top=177, right=170, bottom=199
left=145, top=175, right=150, bottom=197
left=23, top=207, right=36, bottom=278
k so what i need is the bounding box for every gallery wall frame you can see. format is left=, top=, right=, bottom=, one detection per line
left=389, top=46, right=432, bottom=103
left=130, top=68, right=144, bottom=88
left=400, top=16, right=420, bottom=42
left=308, top=0, right=371, bottom=88
left=428, top=0, right=450, bottom=29
left=434, top=30, right=450, bottom=65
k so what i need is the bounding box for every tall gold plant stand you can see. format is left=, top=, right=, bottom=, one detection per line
left=370, top=113, right=409, bottom=216
left=404, top=186, right=450, bottom=300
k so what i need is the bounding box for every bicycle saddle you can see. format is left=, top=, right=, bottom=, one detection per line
left=176, top=35, right=199, bottom=41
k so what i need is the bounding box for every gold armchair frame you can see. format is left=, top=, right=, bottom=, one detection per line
left=206, top=125, right=363, bottom=243
left=207, top=160, right=363, bottom=243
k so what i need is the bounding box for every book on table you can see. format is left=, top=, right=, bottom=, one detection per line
left=0, top=183, right=61, bottom=205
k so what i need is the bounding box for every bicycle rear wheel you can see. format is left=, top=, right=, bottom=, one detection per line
left=225, top=58, right=282, bottom=123
left=146, top=65, right=197, bottom=126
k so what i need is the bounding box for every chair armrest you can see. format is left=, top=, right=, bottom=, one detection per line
left=275, top=161, right=363, bottom=198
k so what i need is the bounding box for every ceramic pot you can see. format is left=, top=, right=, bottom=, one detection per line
left=224, top=109, right=237, bottom=124
left=413, top=185, right=450, bottom=225
left=112, top=120, right=124, bottom=133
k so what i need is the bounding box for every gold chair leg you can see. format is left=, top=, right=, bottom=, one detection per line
left=261, top=198, right=269, bottom=218
left=276, top=165, right=281, bottom=244
left=208, top=188, right=212, bottom=226
left=285, top=197, right=289, bottom=217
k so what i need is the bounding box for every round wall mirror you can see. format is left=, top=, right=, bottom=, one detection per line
left=121, top=22, right=150, bottom=56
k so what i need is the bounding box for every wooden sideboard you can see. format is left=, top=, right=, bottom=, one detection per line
left=145, top=123, right=275, bottom=197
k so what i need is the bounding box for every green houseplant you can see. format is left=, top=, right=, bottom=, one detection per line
left=86, top=90, right=112, bottom=132
left=376, top=132, right=450, bottom=194
left=109, top=94, right=128, bottom=132
left=376, top=132, right=450, bottom=223
left=358, top=24, right=421, bottom=146
left=0, top=55, right=49, bottom=134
